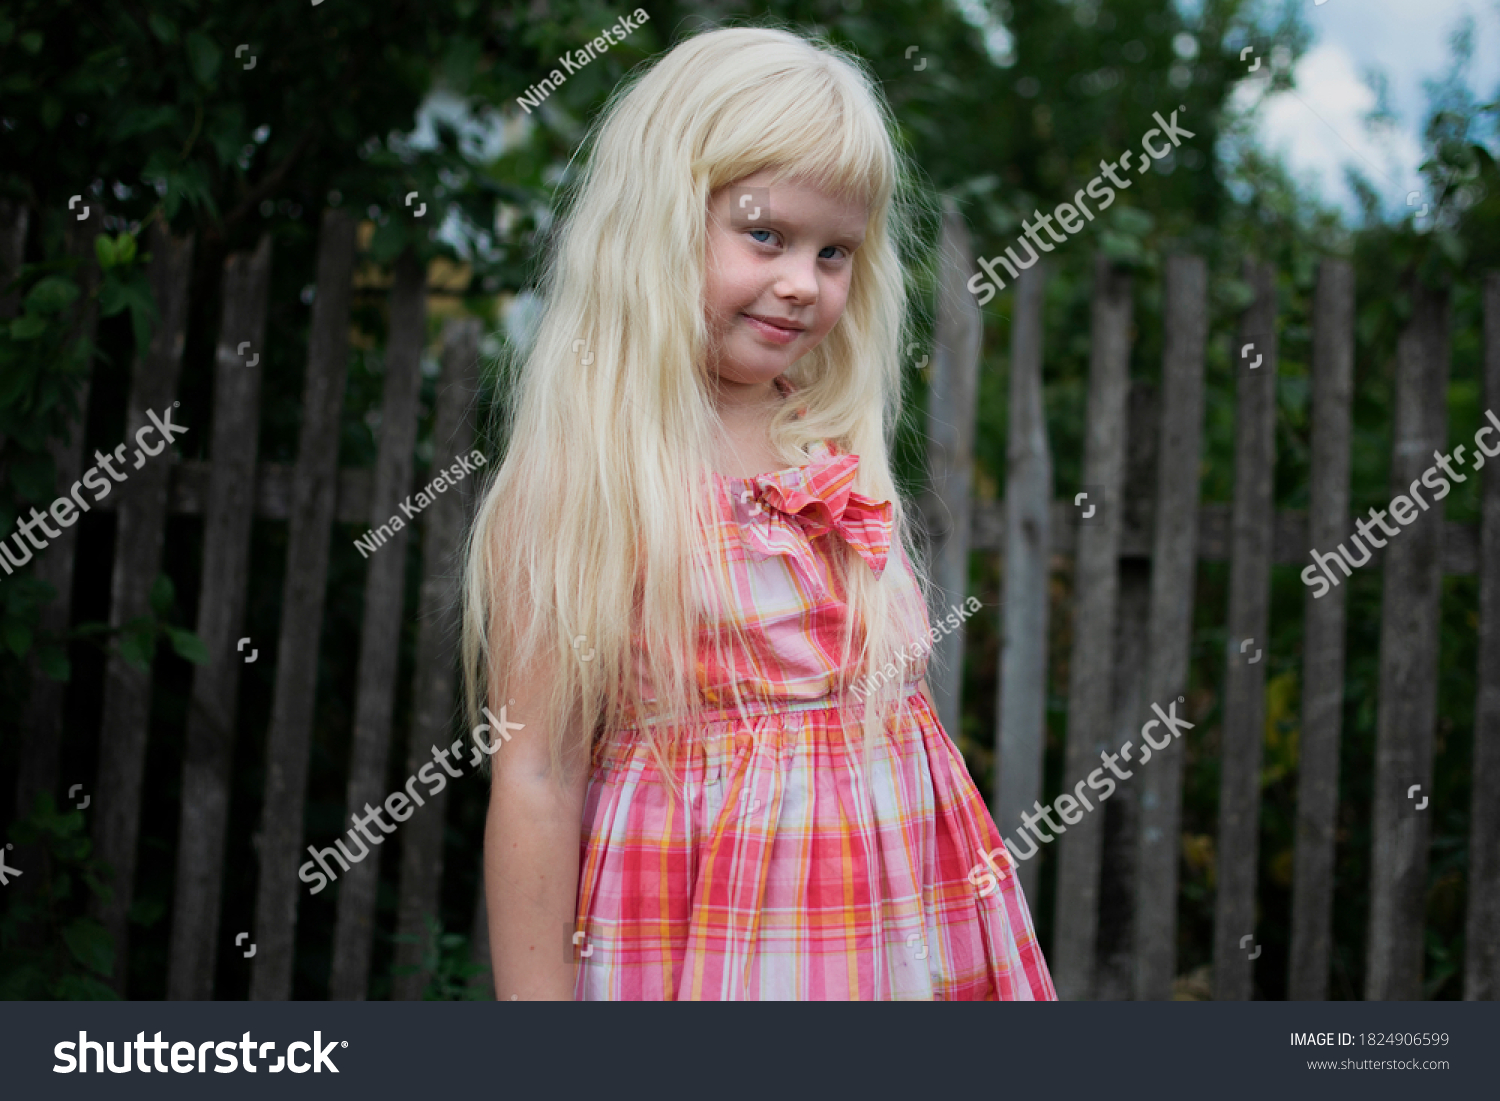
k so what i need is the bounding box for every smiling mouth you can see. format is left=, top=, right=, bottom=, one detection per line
left=743, top=313, right=805, bottom=339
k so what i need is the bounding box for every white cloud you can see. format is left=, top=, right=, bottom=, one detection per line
left=1242, top=0, right=1499, bottom=219
left=1244, top=43, right=1426, bottom=217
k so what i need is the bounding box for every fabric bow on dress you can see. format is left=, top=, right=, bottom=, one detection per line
left=732, top=449, right=895, bottom=580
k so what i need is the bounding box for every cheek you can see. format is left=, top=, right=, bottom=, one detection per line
left=816, top=278, right=853, bottom=333
left=703, top=246, right=751, bottom=321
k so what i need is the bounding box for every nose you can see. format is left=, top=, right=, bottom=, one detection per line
left=772, top=250, right=819, bottom=306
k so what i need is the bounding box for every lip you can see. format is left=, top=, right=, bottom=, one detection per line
left=743, top=312, right=805, bottom=344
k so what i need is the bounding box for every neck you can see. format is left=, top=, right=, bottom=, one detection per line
left=708, top=375, right=783, bottom=423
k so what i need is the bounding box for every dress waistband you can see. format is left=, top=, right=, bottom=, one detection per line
left=620, top=680, right=925, bottom=730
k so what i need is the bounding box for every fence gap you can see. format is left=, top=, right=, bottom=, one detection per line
left=16, top=213, right=101, bottom=821
left=90, top=219, right=195, bottom=995
left=12, top=212, right=101, bottom=949
left=0, top=198, right=27, bottom=318
left=468, top=875, right=492, bottom=998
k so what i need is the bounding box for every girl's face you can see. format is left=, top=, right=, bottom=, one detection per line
left=702, top=169, right=868, bottom=391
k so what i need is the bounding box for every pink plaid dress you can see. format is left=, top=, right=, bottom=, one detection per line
left=573, top=433, right=1056, bottom=1001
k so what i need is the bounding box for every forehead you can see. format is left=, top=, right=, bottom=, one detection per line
left=716, top=169, right=868, bottom=230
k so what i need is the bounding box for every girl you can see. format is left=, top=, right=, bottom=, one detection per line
left=464, top=25, right=1055, bottom=1001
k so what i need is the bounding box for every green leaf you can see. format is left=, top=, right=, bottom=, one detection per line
left=36, top=643, right=70, bottom=681
left=24, top=275, right=79, bottom=314
left=19, top=30, right=42, bottom=54
left=1436, top=229, right=1465, bottom=266
left=185, top=31, right=220, bottom=86
left=4, top=617, right=32, bottom=657
left=112, top=105, right=179, bottom=142
left=118, top=627, right=154, bottom=671
left=53, top=974, right=121, bottom=1000
left=62, top=918, right=115, bottom=977
left=128, top=895, right=165, bottom=928
left=0, top=962, right=51, bottom=1000
left=94, top=234, right=137, bottom=271
left=1099, top=229, right=1145, bottom=266
left=9, top=315, right=47, bottom=340
left=369, top=219, right=408, bottom=265
left=97, top=274, right=157, bottom=346
left=147, top=13, right=178, bottom=44
left=1112, top=206, right=1155, bottom=237
left=166, top=626, right=209, bottom=665
left=40, top=95, right=61, bottom=129
left=149, top=574, right=174, bottom=616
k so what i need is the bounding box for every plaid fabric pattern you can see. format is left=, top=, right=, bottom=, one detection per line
left=573, top=438, right=1056, bottom=1001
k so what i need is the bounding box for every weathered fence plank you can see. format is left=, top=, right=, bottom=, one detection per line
left=90, top=219, right=195, bottom=995
left=392, top=316, right=482, bottom=999
left=995, top=260, right=1051, bottom=908
left=921, top=204, right=982, bottom=737
left=1052, top=253, right=1132, bottom=1000
left=1133, top=253, right=1208, bottom=1000
left=330, top=250, right=429, bottom=1000
left=1213, top=258, right=1278, bottom=1001
left=1289, top=258, right=1355, bottom=1000
left=1466, top=271, right=1500, bottom=1001
left=250, top=209, right=358, bottom=1001
left=1096, top=380, right=1158, bottom=1000
left=1366, top=279, right=1450, bottom=1000
left=166, top=237, right=272, bottom=1000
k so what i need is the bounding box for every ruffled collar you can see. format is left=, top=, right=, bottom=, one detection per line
left=712, top=440, right=895, bottom=578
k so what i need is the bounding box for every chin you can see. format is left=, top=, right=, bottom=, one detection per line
left=722, top=348, right=797, bottom=382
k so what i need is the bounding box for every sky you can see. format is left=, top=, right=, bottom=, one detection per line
left=1237, top=0, right=1500, bottom=221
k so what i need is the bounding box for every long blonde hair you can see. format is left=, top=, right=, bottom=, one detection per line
left=462, top=24, right=935, bottom=789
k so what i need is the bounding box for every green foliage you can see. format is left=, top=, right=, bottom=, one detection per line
left=0, top=793, right=120, bottom=1000
left=64, top=573, right=210, bottom=672
left=391, top=914, right=491, bottom=1001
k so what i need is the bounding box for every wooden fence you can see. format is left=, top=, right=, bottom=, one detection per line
left=6, top=206, right=487, bottom=1001
left=918, top=210, right=1499, bottom=1002
left=4, top=202, right=1497, bottom=1000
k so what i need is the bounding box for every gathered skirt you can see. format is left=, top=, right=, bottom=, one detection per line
left=571, top=686, right=1057, bottom=1000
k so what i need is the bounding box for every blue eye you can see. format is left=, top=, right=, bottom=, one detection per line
left=819, top=245, right=845, bottom=260
left=749, top=229, right=774, bottom=244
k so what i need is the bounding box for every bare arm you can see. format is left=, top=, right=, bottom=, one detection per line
left=484, top=664, right=591, bottom=1000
